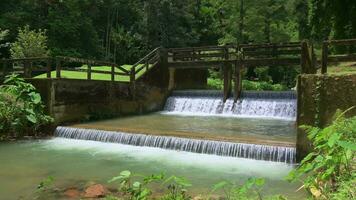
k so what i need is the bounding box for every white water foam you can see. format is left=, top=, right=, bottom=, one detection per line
left=163, top=91, right=297, bottom=120
left=42, top=138, right=295, bottom=180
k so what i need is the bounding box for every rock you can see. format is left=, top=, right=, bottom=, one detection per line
left=64, top=188, right=81, bottom=199
left=83, top=184, right=108, bottom=198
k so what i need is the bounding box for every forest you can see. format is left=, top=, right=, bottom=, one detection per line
left=1, top=0, right=356, bottom=64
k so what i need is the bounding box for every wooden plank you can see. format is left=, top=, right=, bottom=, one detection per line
left=111, top=65, right=115, bottom=81
left=243, top=49, right=301, bottom=57
left=327, top=39, right=356, bottom=45
left=62, top=68, right=128, bottom=76
left=327, top=54, right=356, bottom=63
left=56, top=56, right=116, bottom=67
left=169, top=52, right=226, bottom=60
left=168, top=60, right=234, bottom=68
left=321, top=42, right=329, bottom=74
left=243, top=57, right=300, bottom=67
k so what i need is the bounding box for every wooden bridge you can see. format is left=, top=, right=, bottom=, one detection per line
left=1, top=39, right=356, bottom=101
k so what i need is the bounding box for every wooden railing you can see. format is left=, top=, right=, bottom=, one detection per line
left=130, top=47, right=162, bottom=83
left=167, top=41, right=314, bottom=73
left=321, top=39, right=356, bottom=74
left=0, top=56, right=131, bottom=81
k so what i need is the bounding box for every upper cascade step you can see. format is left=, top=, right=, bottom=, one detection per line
left=163, top=90, right=297, bottom=120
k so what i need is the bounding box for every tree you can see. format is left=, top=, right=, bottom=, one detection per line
left=0, top=29, right=9, bottom=58
left=10, top=26, right=49, bottom=59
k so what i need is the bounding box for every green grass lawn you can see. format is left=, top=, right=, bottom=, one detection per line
left=34, top=64, right=153, bottom=82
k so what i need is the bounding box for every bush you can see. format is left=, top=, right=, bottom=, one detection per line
left=0, top=74, right=53, bottom=139
left=10, top=25, right=49, bottom=59
left=287, top=109, right=356, bottom=199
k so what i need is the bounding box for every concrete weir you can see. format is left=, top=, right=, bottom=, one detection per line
left=55, top=126, right=296, bottom=164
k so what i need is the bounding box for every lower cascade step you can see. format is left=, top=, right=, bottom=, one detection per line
left=55, top=126, right=296, bottom=164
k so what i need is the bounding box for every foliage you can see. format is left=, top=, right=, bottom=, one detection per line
left=107, top=170, right=191, bottom=200
left=103, top=170, right=290, bottom=200
left=0, top=74, right=53, bottom=138
left=287, top=109, right=356, bottom=199
left=10, top=25, right=49, bottom=59
left=207, top=78, right=288, bottom=91
left=211, top=178, right=267, bottom=200
left=0, top=28, right=9, bottom=57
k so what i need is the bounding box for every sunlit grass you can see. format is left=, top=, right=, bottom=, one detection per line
left=34, top=64, right=153, bottom=82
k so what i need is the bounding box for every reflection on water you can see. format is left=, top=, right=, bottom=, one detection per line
left=74, top=113, right=296, bottom=144
left=0, top=138, right=305, bottom=200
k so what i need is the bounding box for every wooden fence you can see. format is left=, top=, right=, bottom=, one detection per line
left=321, top=39, right=356, bottom=74
left=0, top=56, right=130, bottom=81
left=1, top=39, right=355, bottom=100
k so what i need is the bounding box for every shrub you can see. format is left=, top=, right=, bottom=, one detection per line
left=10, top=25, right=49, bottom=59
left=287, top=109, right=356, bottom=199
left=0, top=74, right=53, bottom=139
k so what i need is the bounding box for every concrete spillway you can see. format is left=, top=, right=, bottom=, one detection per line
left=55, top=126, right=296, bottom=163
left=163, top=90, right=297, bottom=120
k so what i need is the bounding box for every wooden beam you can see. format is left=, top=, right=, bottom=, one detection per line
left=243, top=57, right=301, bottom=67
left=327, top=54, right=356, bottom=63
left=327, top=39, right=356, bottom=45
left=168, top=60, right=234, bottom=68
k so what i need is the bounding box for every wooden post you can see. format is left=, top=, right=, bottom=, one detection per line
left=301, top=41, right=307, bottom=74
left=168, top=68, right=175, bottom=91
left=234, top=61, right=242, bottom=101
left=23, top=61, right=31, bottom=78
left=111, top=65, right=115, bottom=81
left=46, top=58, right=52, bottom=78
left=223, top=64, right=232, bottom=102
left=87, top=64, right=92, bottom=80
left=321, top=41, right=328, bottom=74
left=223, top=47, right=232, bottom=102
left=56, top=58, right=61, bottom=78
left=130, top=66, right=136, bottom=100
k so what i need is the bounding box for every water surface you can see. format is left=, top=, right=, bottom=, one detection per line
left=0, top=138, right=305, bottom=200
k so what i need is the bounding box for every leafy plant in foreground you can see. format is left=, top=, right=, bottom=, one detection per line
left=287, top=109, right=356, bottom=199
left=209, top=178, right=283, bottom=200
left=0, top=74, right=53, bottom=138
left=108, top=170, right=192, bottom=200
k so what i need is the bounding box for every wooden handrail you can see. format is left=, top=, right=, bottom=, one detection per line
left=321, top=38, right=356, bottom=74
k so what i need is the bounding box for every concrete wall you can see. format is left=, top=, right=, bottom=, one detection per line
left=28, top=79, right=168, bottom=125
left=296, top=73, right=356, bottom=161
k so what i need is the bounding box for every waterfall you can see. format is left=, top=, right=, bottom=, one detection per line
left=163, top=90, right=297, bottom=120
left=55, top=126, right=296, bottom=164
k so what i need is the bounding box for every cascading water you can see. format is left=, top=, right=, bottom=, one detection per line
left=55, top=126, right=296, bottom=163
left=54, top=90, right=297, bottom=164
left=163, top=90, right=297, bottom=120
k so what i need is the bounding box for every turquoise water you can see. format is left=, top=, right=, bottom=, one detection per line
left=0, top=138, right=305, bottom=200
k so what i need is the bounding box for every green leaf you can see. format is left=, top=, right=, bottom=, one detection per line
left=338, top=141, right=356, bottom=151
left=254, top=178, right=265, bottom=186
left=29, top=92, right=41, bottom=104
left=327, top=132, right=340, bottom=147
left=212, top=181, right=229, bottom=192
left=133, top=181, right=141, bottom=188
left=26, top=114, right=37, bottom=123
